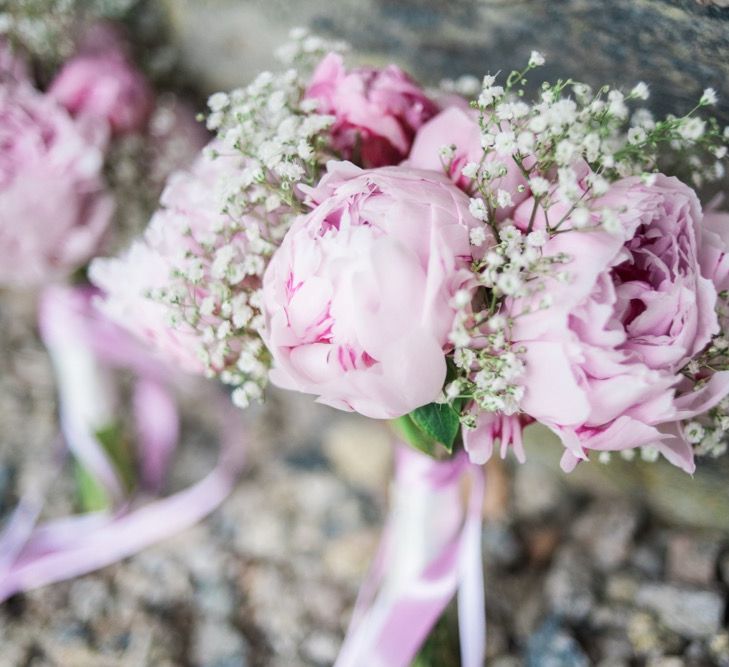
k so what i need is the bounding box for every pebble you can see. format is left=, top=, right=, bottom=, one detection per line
left=635, top=583, right=725, bottom=638
left=191, top=619, right=249, bottom=667
left=514, top=463, right=563, bottom=519
left=545, top=545, right=595, bottom=622
left=572, top=499, right=640, bottom=571
left=526, top=617, right=589, bottom=667
left=666, top=533, right=721, bottom=585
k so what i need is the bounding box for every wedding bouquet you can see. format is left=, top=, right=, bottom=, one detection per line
left=0, top=10, right=246, bottom=603
left=11, top=23, right=729, bottom=664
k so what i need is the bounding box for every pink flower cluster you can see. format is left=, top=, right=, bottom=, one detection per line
left=0, top=73, right=112, bottom=286
left=93, top=49, right=729, bottom=475
left=0, top=26, right=155, bottom=287
left=500, top=175, right=729, bottom=473
left=50, top=22, right=153, bottom=135
left=262, top=162, right=482, bottom=418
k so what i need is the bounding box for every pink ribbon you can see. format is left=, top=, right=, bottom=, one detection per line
left=335, top=444, right=486, bottom=667
left=0, top=285, right=246, bottom=601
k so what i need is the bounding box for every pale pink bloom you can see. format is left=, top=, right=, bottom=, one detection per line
left=699, top=209, right=729, bottom=295
left=0, top=81, right=113, bottom=287
left=499, top=174, right=728, bottom=473
left=0, top=39, right=29, bottom=83
left=50, top=33, right=153, bottom=135
left=90, top=142, right=245, bottom=373
left=305, top=53, right=438, bottom=167
left=261, top=162, right=487, bottom=419
left=463, top=413, right=529, bottom=465
left=406, top=106, right=529, bottom=220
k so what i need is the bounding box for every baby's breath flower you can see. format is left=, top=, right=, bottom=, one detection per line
left=469, top=197, right=488, bottom=221
left=700, top=87, right=718, bottom=106
left=528, top=50, right=545, bottom=67
left=630, top=82, right=650, bottom=101
left=470, top=226, right=488, bottom=247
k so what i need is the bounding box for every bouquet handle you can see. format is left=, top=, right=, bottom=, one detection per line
left=335, top=442, right=486, bottom=667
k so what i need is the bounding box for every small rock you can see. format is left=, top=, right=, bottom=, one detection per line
left=590, top=604, right=632, bottom=630
left=635, top=583, right=724, bottom=638
left=322, top=419, right=392, bottom=493
left=545, top=545, right=594, bottom=622
left=300, top=632, right=339, bottom=665
left=323, top=529, right=378, bottom=583
left=709, top=632, right=729, bottom=666
left=595, top=631, right=633, bottom=661
left=630, top=542, right=664, bottom=578
left=525, top=526, right=560, bottom=565
left=482, top=523, right=523, bottom=569
left=646, top=658, right=685, bottom=667
left=605, top=574, right=638, bottom=604
left=666, top=533, right=721, bottom=585
left=526, top=617, right=589, bottom=667
left=68, top=578, right=110, bottom=623
left=572, top=499, right=640, bottom=571
left=514, top=463, right=562, bottom=519
left=192, top=620, right=249, bottom=667
left=491, top=658, right=521, bottom=667
left=627, top=611, right=683, bottom=657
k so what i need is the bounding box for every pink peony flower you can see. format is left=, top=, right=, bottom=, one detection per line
left=699, top=209, right=729, bottom=296
left=305, top=53, right=438, bottom=168
left=50, top=36, right=153, bottom=135
left=261, top=162, right=487, bottom=419
left=406, top=106, right=529, bottom=219
left=90, top=142, right=247, bottom=374
left=500, top=174, right=729, bottom=472
left=0, top=80, right=113, bottom=287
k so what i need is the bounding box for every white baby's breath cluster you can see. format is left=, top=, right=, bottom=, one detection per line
left=442, top=54, right=729, bottom=432
left=679, top=301, right=729, bottom=458
left=155, top=30, right=346, bottom=408
left=447, top=222, right=567, bottom=422
left=148, top=193, right=274, bottom=410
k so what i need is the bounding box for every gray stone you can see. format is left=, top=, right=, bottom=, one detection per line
left=666, top=533, right=721, bottom=585
left=635, top=583, right=725, bottom=638
left=572, top=499, right=641, bottom=571
left=545, top=545, right=595, bottom=622
left=300, top=632, right=340, bottom=665
left=192, top=620, right=249, bottom=667
left=482, top=523, right=524, bottom=569
left=514, top=461, right=564, bottom=519
left=526, top=618, right=589, bottom=667
left=68, top=578, right=111, bottom=623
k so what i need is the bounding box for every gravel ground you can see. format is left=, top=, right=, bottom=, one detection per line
left=2, top=292, right=729, bottom=666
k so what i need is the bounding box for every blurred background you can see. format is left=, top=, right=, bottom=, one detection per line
left=2, top=1, right=729, bottom=665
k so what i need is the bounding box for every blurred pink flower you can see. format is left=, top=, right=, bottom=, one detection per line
left=505, top=175, right=727, bottom=472
left=406, top=106, right=529, bottom=220
left=305, top=53, right=438, bottom=167
left=50, top=31, right=153, bottom=135
left=0, top=80, right=113, bottom=287
left=261, top=162, right=486, bottom=419
left=90, top=142, right=246, bottom=373
left=0, top=39, right=29, bottom=83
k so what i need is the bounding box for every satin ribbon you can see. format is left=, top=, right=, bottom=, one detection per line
left=0, top=285, right=246, bottom=601
left=335, top=444, right=486, bottom=667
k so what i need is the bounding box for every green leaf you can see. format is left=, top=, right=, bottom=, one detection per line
left=75, top=421, right=135, bottom=512
left=408, top=402, right=462, bottom=454
left=392, top=413, right=438, bottom=457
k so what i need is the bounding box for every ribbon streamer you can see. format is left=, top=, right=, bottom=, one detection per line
left=0, top=285, right=246, bottom=601
left=335, top=444, right=486, bottom=667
